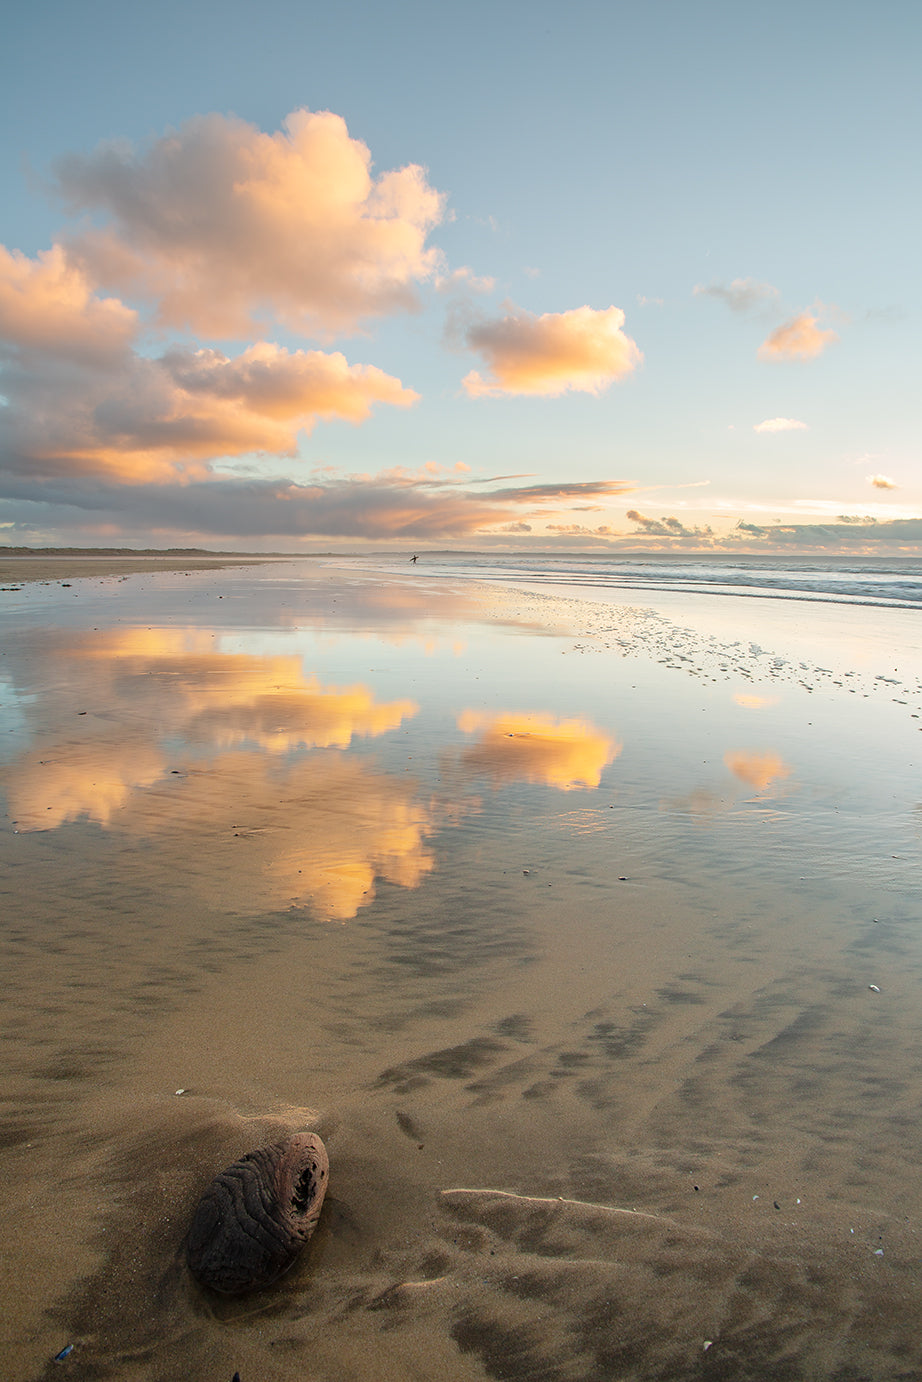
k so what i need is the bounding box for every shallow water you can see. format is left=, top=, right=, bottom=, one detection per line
left=2, top=560, right=922, bottom=1381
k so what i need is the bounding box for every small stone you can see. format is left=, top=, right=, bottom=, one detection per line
left=186, top=1131, right=328, bottom=1294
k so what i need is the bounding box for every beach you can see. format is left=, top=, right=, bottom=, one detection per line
left=2, top=555, right=922, bottom=1381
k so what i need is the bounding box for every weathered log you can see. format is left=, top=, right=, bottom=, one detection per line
left=186, top=1132, right=328, bottom=1293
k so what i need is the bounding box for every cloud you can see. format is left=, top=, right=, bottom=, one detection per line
left=736, top=516, right=922, bottom=549
left=0, top=468, right=637, bottom=542
left=868, top=474, right=897, bottom=489
left=0, top=243, right=137, bottom=365
left=626, top=509, right=714, bottom=540
left=55, top=108, right=446, bottom=336
left=758, top=312, right=838, bottom=361
left=753, top=417, right=808, bottom=433
left=462, top=302, right=642, bottom=397
left=693, top=277, right=780, bottom=312
left=484, top=479, right=633, bottom=502
left=546, top=523, right=615, bottom=536
left=0, top=254, right=418, bottom=484
left=434, top=266, right=495, bottom=295
left=0, top=342, right=417, bottom=486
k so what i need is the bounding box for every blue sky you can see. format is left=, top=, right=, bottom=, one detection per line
left=1, top=0, right=919, bottom=551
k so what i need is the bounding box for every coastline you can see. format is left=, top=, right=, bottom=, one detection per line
left=0, top=550, right=294, bottom=585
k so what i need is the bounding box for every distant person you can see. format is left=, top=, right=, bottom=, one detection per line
left=410, top=554, right=418, bottom=564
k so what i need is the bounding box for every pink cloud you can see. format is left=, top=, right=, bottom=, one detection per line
left=0, top=261, right=418, bottom=484
left=463, top=303, right=642, bottom=397
left=0, top=243, right=137, bottom=365
left=55, top=108, right=446, bottom=337
left=758, top=312, right=838, bottom=361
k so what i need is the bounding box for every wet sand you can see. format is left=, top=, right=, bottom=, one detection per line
left=2, top=561, right=922, bottom=1380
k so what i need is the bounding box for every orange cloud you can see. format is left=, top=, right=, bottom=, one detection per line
left=463, top=303, right=642, bottom=397
left=868, top=474, right=897, bottom=489
left=733, top=694, right=779, bottom=709
left=758, top=313, right=837, bottom=361
left=56, top=108, right=445, bottom=337
left=457, top=710, right=620, bottom=789
left=0, top=311, right=416, bottom=483
left=0, top=243, right=137, bottom=365
left=724, top=750, right=792, bottom=790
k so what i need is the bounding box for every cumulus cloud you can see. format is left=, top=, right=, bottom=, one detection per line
left=868, top=474, right=897, bottom=489
left=753, top=417, right=808, bottom=433
left=758, top=312, right=838, bottom=361
left=546, top=523, right=615, bottom=536
left=462, top=302, right=642, bottom=397
left=55, top=108, right=446, bottom=336
left=0, top=322, right=417, bottom=484
left=0, top=243, right=137, bottom=365
left=626, top=509, right=714, bottom=540
left=693, top=277, right=780, bottom=312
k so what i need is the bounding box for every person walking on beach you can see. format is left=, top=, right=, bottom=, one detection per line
left=410, top=554, right=418, bottom=564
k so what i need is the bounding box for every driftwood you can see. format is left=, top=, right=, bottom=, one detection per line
left=186, top=1132, right=328, bottom=1294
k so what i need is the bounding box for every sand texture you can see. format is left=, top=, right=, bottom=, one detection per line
left=0, top=551, right=287, bottom=586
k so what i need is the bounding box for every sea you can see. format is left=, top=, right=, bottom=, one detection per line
left=327, top=549, right=922, bottom=610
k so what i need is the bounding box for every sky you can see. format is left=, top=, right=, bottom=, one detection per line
left=1, top=0, right=919, bottom=554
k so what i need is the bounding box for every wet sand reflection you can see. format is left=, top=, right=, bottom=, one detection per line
left=456, top=710, right=620, bottom=790
left=1, top=626, right=430, bottom=920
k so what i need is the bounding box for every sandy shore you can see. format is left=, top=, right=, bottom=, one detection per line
left=2, top=561, right=921, bottom=1380
left=0, top=551, right=292, bottom=586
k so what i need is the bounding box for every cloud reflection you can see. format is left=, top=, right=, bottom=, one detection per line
left=724, top=750, right=792, bottom=791
left=6, top=736, right=166, bottom=830
left=457, top=710, right=619, bottom=790
left=1, top=627, right=429, bottom=920
left=118, top=750, right=435, bottom=922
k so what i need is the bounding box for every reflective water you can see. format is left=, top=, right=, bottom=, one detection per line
left=2, top=560, right=922, bottom=1380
